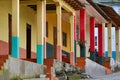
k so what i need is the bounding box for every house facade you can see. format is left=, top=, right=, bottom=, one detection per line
left=1, top=0, right=120, bottom=73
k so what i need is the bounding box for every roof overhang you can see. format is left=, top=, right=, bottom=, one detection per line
left=78, top=0, right=109, bottom=24
left=98, top=3, right=120, bottom=27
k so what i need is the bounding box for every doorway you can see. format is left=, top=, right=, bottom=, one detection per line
left=8, top=14, right=12, bottom=55
left=26, top=24, right=31, bottom=58
left=53, top=27, right=57, bottom=58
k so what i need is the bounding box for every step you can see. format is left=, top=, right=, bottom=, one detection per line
left=22, top=59, right=36, bottom=63
left=76, top=57, right=86, bottom=70
left=103, top=61, right=110, bottom=69
left=0, top=55, right=8, bottom=70
left=23, top=78, right=49, bottom=80
left=62, top=57, right=70, bottom=63
left=44, top=58, right=54, bottom=79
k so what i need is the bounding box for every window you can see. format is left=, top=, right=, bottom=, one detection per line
left=46, top=22, right=48, bottom=37
left=62, top=32, right=67, bottom=46
left=95, top=36, right=97, bottom=46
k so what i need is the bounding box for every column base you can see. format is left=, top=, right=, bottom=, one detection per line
left=80, top=46, right=86, bottom=57
left=90, top=52, right=96, bottom=61
left=12, top=36, right=20, bottom=58
left=56, top=46, right=62, bottom=61
left=70, top=52, right=74, bottom=65
left=37, top=44, right=44, bottom=64
left=98, top=56, right=104, bottom=65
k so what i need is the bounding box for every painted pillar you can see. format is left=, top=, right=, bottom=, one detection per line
left=70, top=13, right=75, bottom=65
left=56, top=2, right=62, bottom=61
left=115, top=27, right=119, bottom=61
left=98, top=24, right=105, bottom=65
left=74, top=16, right=77, bottom=63
left=90, top=17, right=95, bottom=61
left=36, top=0, right=45, bottom=64
left=107, top=23, right=112, bottom=57
left=44, top=0, right=46, bottom=59
left=80, top=9, right=86, bottom=57
left=12, top=0, right=20, bottom=58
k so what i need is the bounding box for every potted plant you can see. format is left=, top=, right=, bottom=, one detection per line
left=77, top=39, right=86, bottom=47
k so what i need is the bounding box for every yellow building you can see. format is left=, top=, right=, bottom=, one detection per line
left=0, top=0, right=81, bottom=65
left=1, top=0, right=120, bottom=74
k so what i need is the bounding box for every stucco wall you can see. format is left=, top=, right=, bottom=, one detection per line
left=0, top=0, right=36, bottom=57
left=0, top=0, right=71, bottom=57
left=46, top=13, right=71, bottom=53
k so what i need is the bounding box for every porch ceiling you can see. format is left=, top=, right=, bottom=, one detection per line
left=20, top=0, right=83, bottom=11
left=63, top=0, right=83, bottom=10
left=27, top=4, right=57, bottom=11
left=98, top=3, right=120, bottom=27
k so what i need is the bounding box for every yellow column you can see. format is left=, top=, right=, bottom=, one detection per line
left=36, top=0, right=45, bottom=64
left=56, top=2, right=62, bottom=61
left=70, top=13, right=75, bottom=65
left=43, top=0, right=46, bottom=59
left=12, top=0, right=20, bottom=58
left=102, top=23, right=105, bottom=55
left=107, top=23, right=112, bottom=57
left=115, top=27, right=119, bottom=61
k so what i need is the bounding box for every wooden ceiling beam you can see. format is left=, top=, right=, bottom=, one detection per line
left=53, top=0, right=75, bottom=13
left=20, top=0, right=55, bottom=5
left=20, top=0, right=37, bottom=5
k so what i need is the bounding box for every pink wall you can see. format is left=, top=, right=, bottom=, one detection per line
left=0, top=40, right=36, bottom=58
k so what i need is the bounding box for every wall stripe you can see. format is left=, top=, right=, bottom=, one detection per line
left=12, top=36, right=19, bottom=58
left=37, top=44, right=44, bottom=64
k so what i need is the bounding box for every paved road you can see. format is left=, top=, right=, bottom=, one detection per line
left=93, top=72, right=120, bottom=80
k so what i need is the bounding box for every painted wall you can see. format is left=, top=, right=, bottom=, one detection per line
left=20, top=5, right=37, bottom=55
left=0, top=0, right=71, bottom=58
left=0, top=0, right=36, bottom=58
left=0, top=0, right=11, bottom=42
left=46, top=13, right=71, bottom=53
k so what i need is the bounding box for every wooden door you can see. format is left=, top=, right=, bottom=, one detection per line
left=8, top=14, right=12, bottom=55
left=53, top=27, right=57, bottom=58
left=26, top=24, right=31, bottom=58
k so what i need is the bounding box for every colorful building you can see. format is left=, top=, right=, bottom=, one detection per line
left=0, top=0, right=120, bottom=79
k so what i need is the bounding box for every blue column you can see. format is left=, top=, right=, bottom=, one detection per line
left=12, top=36, right=19, bottom=58
left=37, top=44, right=44, bottom=64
